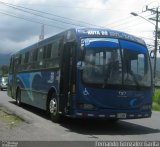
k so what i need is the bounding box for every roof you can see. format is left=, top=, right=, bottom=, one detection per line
left=13, top=28, right=146, bottom=55
left=76, top=28, right=146, bottom=46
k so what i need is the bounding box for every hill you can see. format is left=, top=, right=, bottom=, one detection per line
left=0, top=53, right=10, bottom=67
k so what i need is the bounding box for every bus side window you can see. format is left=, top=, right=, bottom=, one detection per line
left=38, top=48, right=44, bottom=66
left=21, top=54, right=25, bottom=65
left=43, top=44, right=52, bottom=59
left=46, top=44, right=52, bottom=59
left=50, top=39, right=60, bottom=68
left=17, top=54, right=22, bottom=71
left=24, top=52, right=29, bottom=64
left=33, top=48, right=38, bottom=62
left=51, top=40, right=59, bottom=58
left=18, top=54, right=22, bottom=64
left=43, top=46, right=47, bottom=59
left=9, top=57, right=13, bottom=74
left=29, top=50, right=34, bottom=63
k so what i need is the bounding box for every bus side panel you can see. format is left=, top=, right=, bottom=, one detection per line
left=17, top=69, right=60, bottom=110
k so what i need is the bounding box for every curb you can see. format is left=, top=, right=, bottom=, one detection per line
left=0, top=102, right=33, bottom=124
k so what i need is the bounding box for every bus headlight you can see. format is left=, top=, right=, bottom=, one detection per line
left=78, top=103, right=95, bottom=110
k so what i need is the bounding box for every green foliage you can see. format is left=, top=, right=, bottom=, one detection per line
left=152, top=87, right=160, bottom=111
left=153, top=88, right=160, bottom=103
left=0, top=65, right=9, bottom=76
left=152, top=102, right=160, bottom=111
left=0, top=108, right=24, bottom=128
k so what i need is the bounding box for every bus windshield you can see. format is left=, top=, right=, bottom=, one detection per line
left=82, top=38, right=151, bottom=88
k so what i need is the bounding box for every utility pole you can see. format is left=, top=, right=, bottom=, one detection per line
left=153, top=8, right=159, bottom=82
left=144, top=6, right=159, bottom=82
left=39, top=24, right=44, bottom=41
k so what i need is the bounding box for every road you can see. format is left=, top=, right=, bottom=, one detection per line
left=0, top=91, right=160, bottom=142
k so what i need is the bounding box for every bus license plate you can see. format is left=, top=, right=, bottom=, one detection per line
left=117, top=113, right=126, bottom=118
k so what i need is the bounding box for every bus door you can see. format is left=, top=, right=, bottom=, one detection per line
left=60, top=42, right=76, bottom=114
left=12, top=56, right=19, bottom=99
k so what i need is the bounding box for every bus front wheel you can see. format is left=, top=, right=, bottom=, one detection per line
left=48, top=95, right=60, bottom=123
left=16, top=89, right=21, bottom=106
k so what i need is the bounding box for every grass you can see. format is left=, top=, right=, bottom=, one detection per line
left=152, top=87, right=160, bottom=111
left=0, top=108, right=24, bottom=129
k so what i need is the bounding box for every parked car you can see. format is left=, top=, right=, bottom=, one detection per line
left=0, top=76, right=8, bottom=91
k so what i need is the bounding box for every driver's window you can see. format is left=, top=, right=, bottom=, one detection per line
left=138, top=54, right=144, bottom=76
left=131, top=54, right=144, bottom=76
left=105, top=52, right=111, bottom=64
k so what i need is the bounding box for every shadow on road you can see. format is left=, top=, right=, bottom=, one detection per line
left=60, top=117, right=160, bottom=136
left=9, top=100, right=160, bottom=136
left=9, top=101, right=49, bottom=120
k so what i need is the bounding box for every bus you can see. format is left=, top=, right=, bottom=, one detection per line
left=8, top=28, right=153, bottom=122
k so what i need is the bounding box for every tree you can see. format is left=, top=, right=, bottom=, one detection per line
left=0, top=65, right=9, bottom=76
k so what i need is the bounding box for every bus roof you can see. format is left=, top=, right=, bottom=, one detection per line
left=13, top=28, right=146, bottom=56
left=76, top=28, right=146, bottom=46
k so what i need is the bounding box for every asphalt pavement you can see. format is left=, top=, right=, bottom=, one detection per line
left=0, top=91, right=160, bottom=142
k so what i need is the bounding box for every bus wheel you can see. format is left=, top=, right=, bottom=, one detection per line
left=108, top=119, right=119, bottom=123
left=16, top=89, right=21, bottom=106
left=49, top=95, right=60, bottom=123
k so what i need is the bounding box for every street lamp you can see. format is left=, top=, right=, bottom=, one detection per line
left=130, top=12, right=155, bottom=25
left=130, top=12, right=158, bottom=82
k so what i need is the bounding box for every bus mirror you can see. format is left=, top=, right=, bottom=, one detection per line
left=79, top=46, right=85, bottom=60
left=77, top=61, right=85, bottom=70
left=150, top=50, right=155, bottom=59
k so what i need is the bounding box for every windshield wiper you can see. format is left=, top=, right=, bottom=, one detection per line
left=130, top=70, right=140, bottom=89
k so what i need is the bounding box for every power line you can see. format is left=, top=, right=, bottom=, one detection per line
left=140, top=36, right=155, bottom=41
left=105, top=12, right=154, bottom=29
left=111, top=13, right=154, bottom=29
left=42, top=5, right=132, bottom=11
left=0, top=2, right=87, bottom=28
left=0, top=0, right=155, bottom=32
left=125, top=29, right=153, bottom=32
left=104, top=16, right=132, bottom=28
left=0, top=10, right=65, bottom=30
left=114, top=17, right=155, bottom=31
left=103, top=12, right=146, bottom=28
left=0, top=1, right=102, bottom=28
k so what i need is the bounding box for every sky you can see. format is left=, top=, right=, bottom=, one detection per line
left=0, top=0, right=159, bottom=54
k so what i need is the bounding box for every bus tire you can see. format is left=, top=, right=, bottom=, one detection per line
left=16, top=89, right=21, bottom=106
left=48, top=94, right=60, bottom=123
left=108, top=118, right=119, bottom=123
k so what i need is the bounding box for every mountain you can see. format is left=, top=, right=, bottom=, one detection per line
left=0, top=53, right=11, bottom=67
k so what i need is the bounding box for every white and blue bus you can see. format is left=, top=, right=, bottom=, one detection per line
left=8, top=28, right=153, bottom=122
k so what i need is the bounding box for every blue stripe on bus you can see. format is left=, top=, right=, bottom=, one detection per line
left=120, top=39, right=147, bottom=53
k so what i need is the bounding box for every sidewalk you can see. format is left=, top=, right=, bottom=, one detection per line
left=0, top=93, right=32, bottom=124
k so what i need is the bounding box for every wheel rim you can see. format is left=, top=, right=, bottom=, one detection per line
left=49, top=98, right=57, bottom=116
left=17, top=91, right=21, bottom=104
left=17, top=98, right=20, bottom=104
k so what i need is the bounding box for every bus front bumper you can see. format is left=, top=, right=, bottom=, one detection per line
left=72, top=110, right=152, bottom=119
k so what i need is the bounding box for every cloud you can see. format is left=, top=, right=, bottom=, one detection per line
left=0, top=35, right=38, bottom=54
left=0, top=20, right=40, bottom=42
left=0, top=0, right=158, bottom=54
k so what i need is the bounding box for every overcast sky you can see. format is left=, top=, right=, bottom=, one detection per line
left=0, top=0, right=159, bottom=54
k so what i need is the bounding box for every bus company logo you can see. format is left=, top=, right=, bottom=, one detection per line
left=118, top=90, right=127, bottom=97
left=48, top=72, right=54, bottom=83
